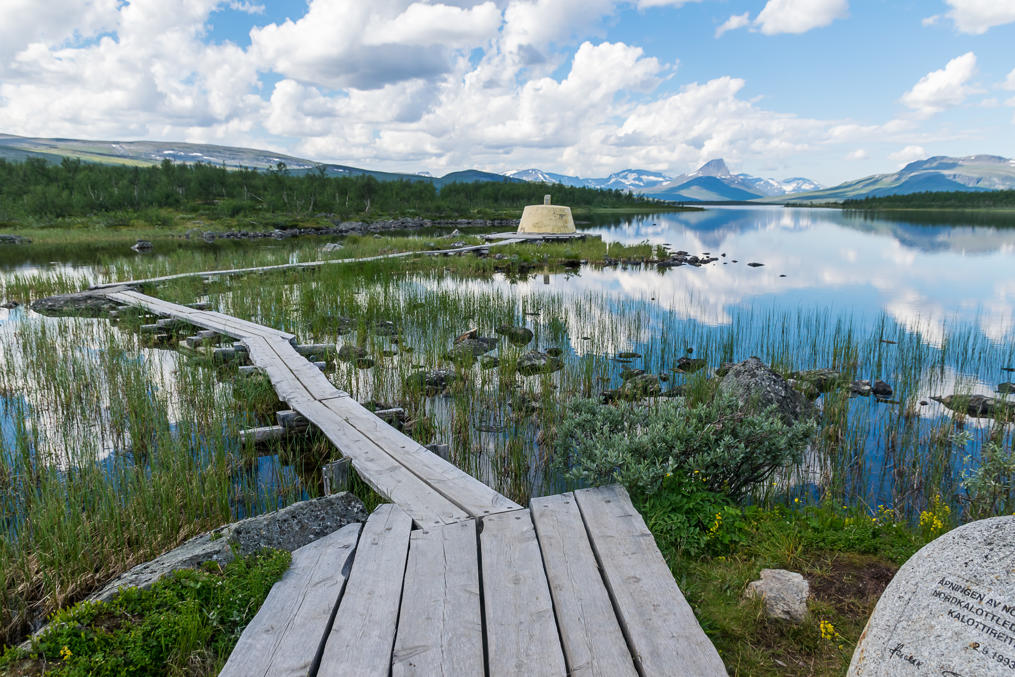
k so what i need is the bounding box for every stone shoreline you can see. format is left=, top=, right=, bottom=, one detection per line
left=182, top=217, right=520, bottom=242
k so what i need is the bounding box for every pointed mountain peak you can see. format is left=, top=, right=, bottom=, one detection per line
left=695, top=158, right=731, bottom=178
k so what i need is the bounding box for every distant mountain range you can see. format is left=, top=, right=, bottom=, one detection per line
left=769, top=155, right=1015, bottom=203
left=2, top=133, right=1014, bottom=203
left=508, top=159, right=823, bottom=201
left=0, top=133, right=519, bottom=188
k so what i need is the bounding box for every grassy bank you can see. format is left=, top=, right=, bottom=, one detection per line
left=0, top=549, right=290, bottom=676
left=646, top=498, right=938, bottom=675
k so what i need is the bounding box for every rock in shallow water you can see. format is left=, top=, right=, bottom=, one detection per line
left=31, top=287, right=130, bottom=317
left=337, top=344, right=367, bottom=362
left=447, top=337, right=498, bottom=360
left=516, top=350, right=564, bottom=376
left=495, top=325, right=533, bottom=345
left=790, top=368, right=844, bottom=393
left=872, top=380, right=894, bottom=398
left=932, top=394, right=1014, bottom=419
left=675, top=356, right=707, bottom=373
left=717, top=357, right=815, bottom=423
left=404, top=368, right=457, bottom=392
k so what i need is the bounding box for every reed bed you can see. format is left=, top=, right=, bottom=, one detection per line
left=2, top=230, right=1013, bottom=649
left=0, top=313, right=308, bottom=646
left=152, top=251, right=1014, bottom=516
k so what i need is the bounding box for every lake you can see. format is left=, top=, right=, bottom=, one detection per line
left=2, top=205, right=1013, bottom=516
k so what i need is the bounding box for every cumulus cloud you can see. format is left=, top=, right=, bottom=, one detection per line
left=249, top=1, right=505, bottom=90
left=900, top=52, right=977, bottom=117
left=889, top=145, right=927, bottom=166
left=941, top=0, right=1015, bottom=34
left=0, top=0, right=121, bottom=68
left=0, top=0, right=944, bottom=182
left=846, top=149, right=867, bottom=160
left=367, top=2, right=502, bottom=48
left=715, top=13, right=751, bottom=38
left=1004, top=68, right=1015, bottom=91
left=754, top=0, right=849, bottom=35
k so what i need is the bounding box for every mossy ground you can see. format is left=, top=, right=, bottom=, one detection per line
left=0, top=549, right=290, bottom=677
left=644, top=499, right=944, bottom=676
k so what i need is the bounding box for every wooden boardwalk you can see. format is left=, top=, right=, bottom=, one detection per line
left=106, top=289, right=519, bottom=526
left=219, top=487, right=725, bottom=677
left=103, top=288, right=726, bottom=676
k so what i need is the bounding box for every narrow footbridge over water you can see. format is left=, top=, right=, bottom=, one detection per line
left=102, top=287, right=726, bottom=676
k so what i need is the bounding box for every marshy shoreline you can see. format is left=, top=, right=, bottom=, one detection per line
left=2, top=206, right=1013, bottom=675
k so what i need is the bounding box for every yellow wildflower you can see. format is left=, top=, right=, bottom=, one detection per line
left=819, top=620, right=841, bottom=642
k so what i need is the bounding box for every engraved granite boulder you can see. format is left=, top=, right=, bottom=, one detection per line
left=849, top=516, right=1015, bottom=675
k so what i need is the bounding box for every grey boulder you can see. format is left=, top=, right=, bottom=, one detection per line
left=718, top=357, right=815, bottom=423
left=744, top=569, right=810, bottom=622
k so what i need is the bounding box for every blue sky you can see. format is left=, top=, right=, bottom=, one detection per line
left=1, top=0, right=1014, bottom=185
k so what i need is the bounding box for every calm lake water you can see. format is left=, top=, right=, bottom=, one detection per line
left=582, top=206, right=1015, bottom=345
left=2, top=206, right=1013, bottom=513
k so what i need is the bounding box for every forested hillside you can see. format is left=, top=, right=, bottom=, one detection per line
left=0, top=157, right=655, bottom=221
left=841, top=189, right=1015, bottom=210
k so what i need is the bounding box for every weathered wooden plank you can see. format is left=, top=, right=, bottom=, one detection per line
left=241, top=337, right=314, bottom=406
left=202, top=310, right=296, bottom=341
left=329, top=398, right=520, bottom=517
left=318, top=504, right=413, bottom=677
left=238, top=425, right=288, bottom=444
left=303, top=398, right=468, bottom=527
left=392, top=520, right=483, bottom=677
left=266, top=337, right=347, bottom=401
left=219, top=522, right=361, bottom=677
left=110, top=290, right=297, bottom=341
left=530, top=493, right=638, bottom=677
left=480, top=510, right=567, bottom=677
left=574, top=485, right=726, bottom=676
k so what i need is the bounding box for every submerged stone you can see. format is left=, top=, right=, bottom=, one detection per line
left=496, top=325, right=534, bottom=345
left=872, top=380, right=894, bottom=399
left=675, top=356, right=707, bottom=373
left=405, top=368, right=457, bottom=392
left=32, top=287, right=130, bottom=317
left=372, top=320, right=398, bottom=336
left=932, top=394, right=1013, bottom=419
left=516, top=350, right=564, bottom=376
left=790, top=368, right=844, bottom=393
left=452, top=337, right=498, bottom=357
left=850, top=379, right=872, bottom=397
left=620, top=367, right=646, bottom=381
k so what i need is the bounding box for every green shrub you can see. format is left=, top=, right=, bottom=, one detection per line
left=962, top=440, right=1015, bottom=519
left=553, top=394, right=817, bottom=499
